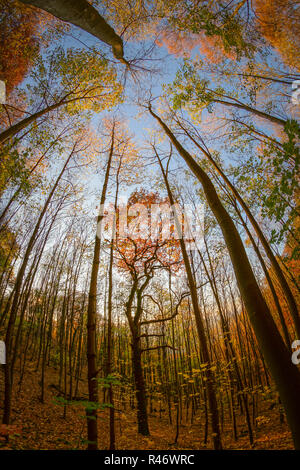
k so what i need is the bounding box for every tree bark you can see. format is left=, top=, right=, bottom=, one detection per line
left=131, top=334, right=150, bottom=435
left=19, top=0, right=128, bottom=64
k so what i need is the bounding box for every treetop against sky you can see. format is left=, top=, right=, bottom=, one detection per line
left=0, top=0, right=299, bottom=452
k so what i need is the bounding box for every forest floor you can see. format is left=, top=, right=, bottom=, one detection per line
left=0, top=363, right=294, bottom=450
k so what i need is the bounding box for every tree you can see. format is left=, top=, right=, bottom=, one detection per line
left=2, top=134, right=88, bottom=425
left=168, top=65, right=289, bottom=128
left=115, top=190, right=181, bottom=435
left=168, top=114, right=300, bottom=340
left=0, top=47, right=123, bottom=146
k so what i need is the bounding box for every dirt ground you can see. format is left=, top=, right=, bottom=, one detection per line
left=0, top=363, right=294, bottom=450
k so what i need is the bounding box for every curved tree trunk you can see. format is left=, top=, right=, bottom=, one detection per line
left=149, top=106, right=300, bottom=449
left=176, top=120, right=300, bottom=339
left=19, top=0, right=128, bottom=64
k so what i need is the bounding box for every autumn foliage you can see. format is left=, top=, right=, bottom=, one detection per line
left=0, top=0, right=300, bottom=453
left=156, top=28, right=236, bottom=63
left=253, top=0, right=300, bottom=70
left=0, top=0, right=42, bottom=94
left=115, top=190, right=182, bottom=275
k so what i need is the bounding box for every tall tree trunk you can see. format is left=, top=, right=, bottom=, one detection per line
left=131, top=333, right=150, bottom=436
left=176, top=119, right=300, bottom=338
left=149, top=106, right=300, bottom=449
left=105, top=158, right=121, bottom=450
left=106, top=240, right=116, bottom=450
left=19, top=0, right=128, bottom=64
left=2, top=144, right=75, bottom=425
left=155, top=149, right=222, bottom=450
left=86, top=126, right=114, bottom=450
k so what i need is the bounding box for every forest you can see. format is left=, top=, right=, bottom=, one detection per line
left=0, top=0, right=299, bottom=452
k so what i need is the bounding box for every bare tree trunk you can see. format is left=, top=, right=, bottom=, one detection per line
left=2, top=144, right=75, bottom=425
left=19, top=0, right=128, bottom=64
left=132, top=331, right=150, bottom=436
left=155, top=149, right=222, bottom=450
left=86, top=126, right=115, bottom=450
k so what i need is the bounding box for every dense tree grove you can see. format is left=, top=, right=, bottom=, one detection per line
left=0, top=0, right=299, bottom=451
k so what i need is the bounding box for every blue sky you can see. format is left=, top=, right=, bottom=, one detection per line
left=12, top=11, right=295, bottom=228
